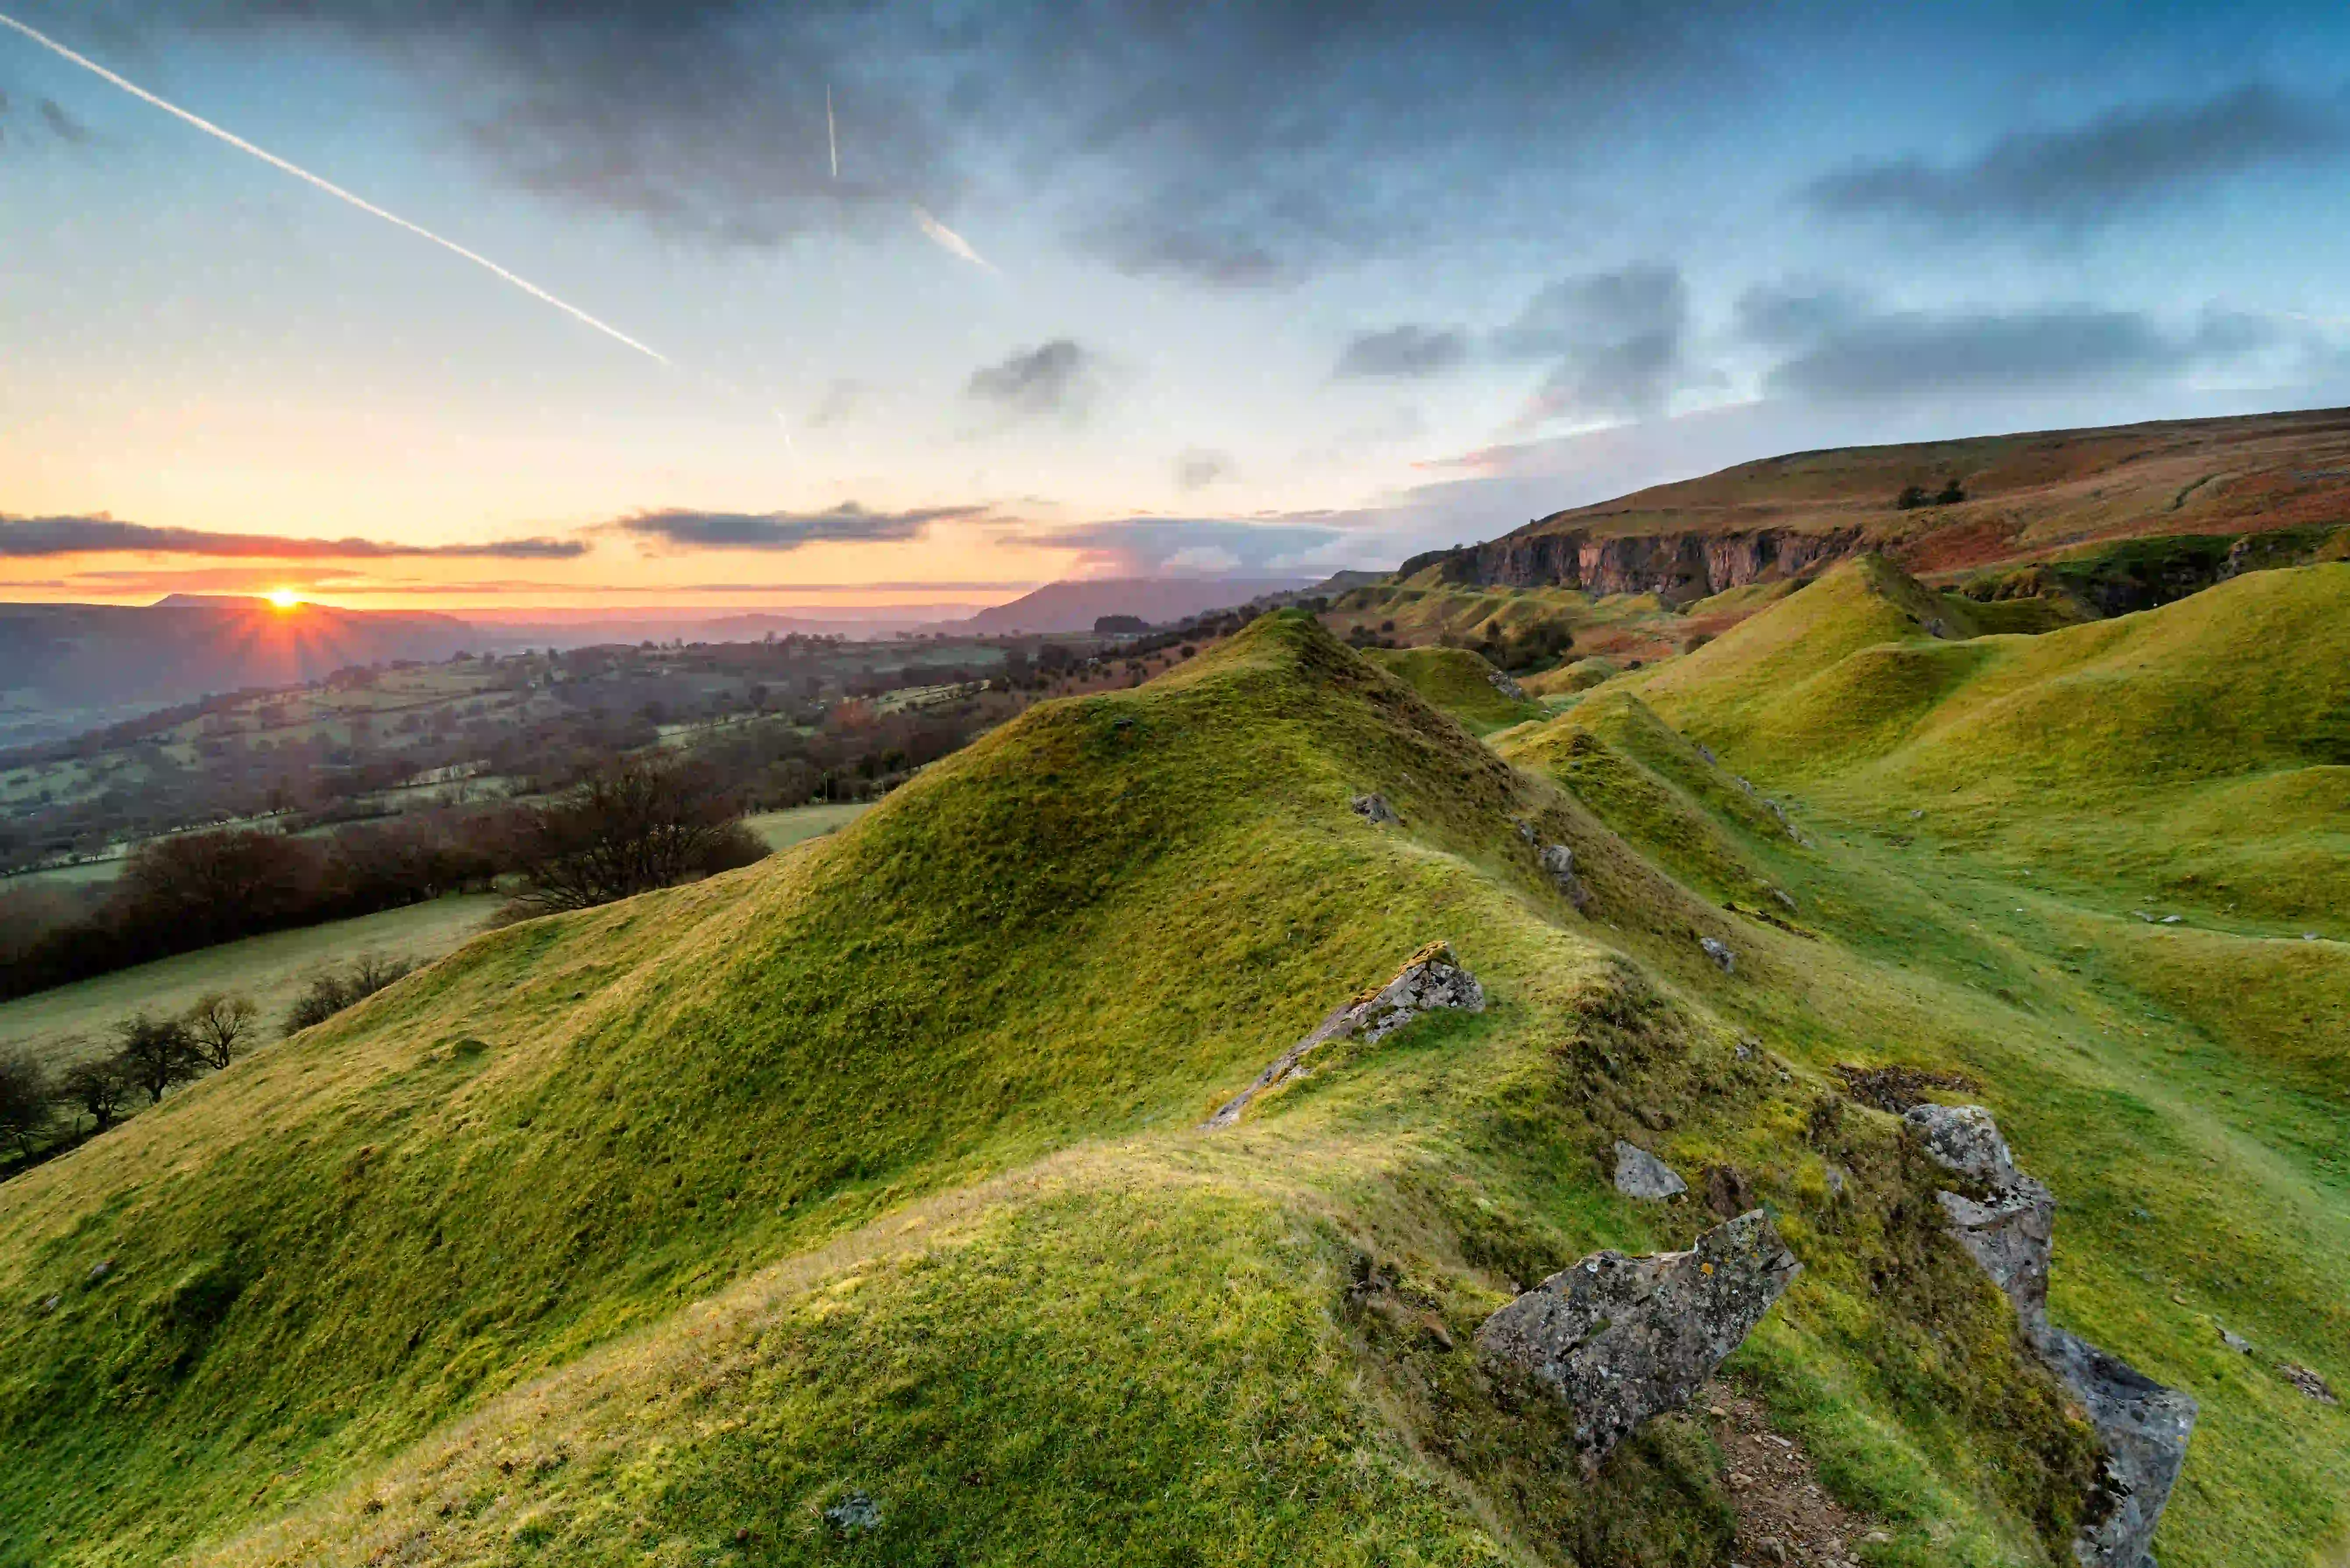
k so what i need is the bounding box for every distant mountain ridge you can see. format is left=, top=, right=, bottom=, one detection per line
left=947, top=576, right=1318, bottom=634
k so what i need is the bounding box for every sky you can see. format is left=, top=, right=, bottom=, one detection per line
left=4, top=0, right=2350, bottom=610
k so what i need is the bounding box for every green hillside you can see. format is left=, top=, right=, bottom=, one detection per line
left=1, top=609, right=2344, bottom=1567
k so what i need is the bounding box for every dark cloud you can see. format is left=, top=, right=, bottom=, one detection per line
left=1334, top=324, right=1470, bottom=380
left=0, top=515, right=586, bottom=558
left=615, top=502, right=988, bottom=551
left=1753, top=295, right=2282, bottom=402
left=1804, top=84, right=2347, bottom=231
left=160, top=2, right=1740, bottom=282
left=1493, top=263, right=1698, bottom=423
left=967, top=339, right=1096, bottom=420
left=1174, top=448, right=1232, bottom=491
left=37, top=98, right=92, bottom=145
left=1005, top=516, right=1343, bottom=575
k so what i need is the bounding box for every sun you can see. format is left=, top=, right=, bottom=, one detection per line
left=265, top=587, right=304, bottom=610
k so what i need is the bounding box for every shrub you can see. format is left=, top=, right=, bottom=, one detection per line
left=56, top=1057, right=131, bottom=1135
left=112, top=1015, right=201, bottom=1105
left=282, top=956, right=416, bottom=1036
left=183, top=993, right=259, bottom=1070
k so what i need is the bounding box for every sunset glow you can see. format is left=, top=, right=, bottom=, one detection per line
left=266, top=587, right=304, bottom=610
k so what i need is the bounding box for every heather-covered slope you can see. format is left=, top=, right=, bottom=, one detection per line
left=2, top=612, right=2343, bottom=1568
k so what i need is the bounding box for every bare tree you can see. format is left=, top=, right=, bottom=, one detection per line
left=113, top=1014, right=201, bottom=1105
left=511, top=757, right=764, bottom=914
left=182, top=992, right=259, bottom=1070
left=0, top=1050, right=51, bottom=1159
left=281, top=955, right=415, bottom=1035
left=57, top=1056, right=131, bottom=1135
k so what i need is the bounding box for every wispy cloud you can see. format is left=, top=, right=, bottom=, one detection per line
left=1004, top=516, right=1344, bottom=576
left=614, top=502, right=990, bottom=551
left=1173, top=448, right=1233, bottom=491
left=912, top=203, right=996, bottom=270
left=0, top=514, right=588, bottom=559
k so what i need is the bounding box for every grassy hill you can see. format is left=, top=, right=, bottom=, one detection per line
left=0, top=610, right=2343, bottom=1566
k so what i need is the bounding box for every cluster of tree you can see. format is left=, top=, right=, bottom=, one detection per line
left=0, top=808, right=521, bottom=1000
left=503, top=760, right=764, bottom=915
left=0, top=991, right=260, bottom=1173
left=1895, top=479, right=1968, bottom=509
left=280, top=955, right=416, bottom=1033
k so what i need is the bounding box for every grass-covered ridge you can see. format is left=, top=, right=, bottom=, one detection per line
left=1, top=611, right=2343, bottom=1567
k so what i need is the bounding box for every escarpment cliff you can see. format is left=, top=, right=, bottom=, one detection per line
left=1406, top=525, right=1865, bottom=602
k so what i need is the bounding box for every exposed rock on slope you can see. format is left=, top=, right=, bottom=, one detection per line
left=1206, top=942, right=1484, bottom=1128
left=1476, top=1211, right=1801, bottom=1472
left=1612, top=1140, right=1687, bottom=1200
left=1902, top=1104, right=2197, bottom=1568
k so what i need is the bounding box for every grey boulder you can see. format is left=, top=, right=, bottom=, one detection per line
left=1700, top=936, right=1736, bottom=974
left=1477, top=1211, right=1801, bottom=1472
left=1487, top=667, right=1529, bottom=700
left=1613, top=1140, right=1688, bottom=1200
left=1538, top=843, right=1591, bottom=909
left=1206, top=942, right=1483, bottom=1128
left=1351, top=792, right=1401, bottom=825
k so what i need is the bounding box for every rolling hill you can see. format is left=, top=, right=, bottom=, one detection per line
left=0, top=592, right=2344, bottom=1567
left=1402, top=407, right=2350, bottom=608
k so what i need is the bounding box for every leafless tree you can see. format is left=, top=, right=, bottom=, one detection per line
left=183, top=992, right=259, bottom=1070
left=510, top=757, right=764, bottom=914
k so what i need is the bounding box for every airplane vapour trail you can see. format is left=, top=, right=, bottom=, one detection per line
left=0, top=10, right=671, bottom=366
left=912, top=204, right=995, bottom=271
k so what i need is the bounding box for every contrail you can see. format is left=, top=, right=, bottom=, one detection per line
left=0, top=10, right=670, bottom=366
left=826, top=84, right=837, bottom=181
left=913, top=204, right=995, bottom=272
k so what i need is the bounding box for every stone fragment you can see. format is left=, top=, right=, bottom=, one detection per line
left=2279, top=1362, right=2339, bottom=1404
left=1933, top=1183, right=2055, bottom=1323
left=1486, top=667, right=1528, bottom=700
left=1613, top=1140, right=1688, bottom=1200
left=1769, top=888, right=1798, bottom=912
left=823, top=1492, right=881, bottom=1533
left=1476, top=1211, right=1801, bottom=1472
left=1700, top=936, right=1737, bottom=974
left=2218, top=1325, right=2251, bottom=1355
left=1206, top=942, right=1483, bottom=1127
left=1351, top=792, right=1400, bottom=825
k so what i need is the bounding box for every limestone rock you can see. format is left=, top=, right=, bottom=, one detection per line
left=1700, top=936, right=1736, bottom=974
left=2218, top=1325, right=2251, bottom=1355
left=2039, top=1328, right=2199, bottom=1568
left=1487, top=667, right=1528, bottom=700
left=1351, top=792, right=1401, bottom=825
left=1538, top=843, right=1590, bottom=908
left=1933, top=1182, right=2055, bottom=1323
left=1901, top=1103, right=2023, bottom=1190
left=1901, top=1104, right=2197, bottom=1568
left=1206, top=942, right=1483, bottom=1127
left=1613, top=1140, right=1688, bottom=1200
left=1476, top=1211, right=1801, bottom=1472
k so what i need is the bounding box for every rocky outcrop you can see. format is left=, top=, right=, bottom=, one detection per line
left=1411, top=526, right=1864, bottom=605
left=1351, top=792, right=1401, bottom=825
left=1486, top=667, right=1529, bottom=701
left=1901, top=1104, right=2197, bottom=1568
left=1476, top=1211, right=1801, bottom=1472
left=1206, top=943, right=1484, bottom=1128
left=1613, top=1140, right=1687, bottom=1200
left=1700, top=936, right=1737, bottom=974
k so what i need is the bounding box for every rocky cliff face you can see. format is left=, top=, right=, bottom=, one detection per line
left=1418, top=526, right=1864, bottom=602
